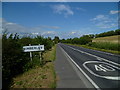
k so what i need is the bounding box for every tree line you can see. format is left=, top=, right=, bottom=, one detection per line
left=95, top=29, right=120, bottom=38
left=60, top=29, right=120, bottom=45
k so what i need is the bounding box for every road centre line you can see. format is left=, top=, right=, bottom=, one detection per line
left=66, top=45, right=120, bottom=67
left=59, top=45, right=100, bottom=89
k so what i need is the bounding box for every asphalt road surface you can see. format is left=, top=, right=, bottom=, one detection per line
left=58, top=43, right=120, bottom=89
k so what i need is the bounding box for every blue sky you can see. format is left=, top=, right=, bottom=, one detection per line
left=2, top=2, right=119, bottom=39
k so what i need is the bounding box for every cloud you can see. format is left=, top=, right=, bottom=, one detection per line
left=90, top=14, right=117, bottom=29
left=52, top=4, right=74, bottom=17
left=76, top=7, right=86, bottom=11
left=110, top=10, right=120, bottom=14
left=96, top=22, right=117, bottom=29
left=2, top=19, right=85, bottom=39
left=6, top=22, right=16, bottom=25
left=2, top=19, right=29, bottom=33
left=41, top=31, right=56, bottom=35
left=2, top=19, right=60, bottom=38
left=2, top=19, right=60, bottom=33
left=71, top=31, right=76, bottom=34
left=90, top=15, right=108, bottom=21
left=32, top=32, right=39, bottom=35
left=39, top=25, right=60, bottom=29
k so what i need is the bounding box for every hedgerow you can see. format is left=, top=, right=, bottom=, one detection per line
left=2, top=32, right=55, bottom=89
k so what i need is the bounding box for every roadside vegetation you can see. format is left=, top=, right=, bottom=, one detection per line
left=61, top=29, right=120, bottom=54
left=10, top=45, right=57, bottom=88
left=2, top=30, right=58, bottom=89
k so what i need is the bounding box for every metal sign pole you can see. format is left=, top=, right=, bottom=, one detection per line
left=29, top=44, right=32, bottom=61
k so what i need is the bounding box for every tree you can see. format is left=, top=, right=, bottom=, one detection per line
left=53, top=36, right=60, bottom=44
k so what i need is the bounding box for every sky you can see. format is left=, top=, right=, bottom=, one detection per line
left=1, top=2, right=119, bottom=39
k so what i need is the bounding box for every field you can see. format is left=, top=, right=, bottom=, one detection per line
left=92, top=35, right=120, bottom=43
left=66, top=35, right=120, bottom=54
left=89, top=35, right=120, bottom=54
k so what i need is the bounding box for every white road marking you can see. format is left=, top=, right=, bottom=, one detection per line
left=83, top=61, right=120, bottom=80
left=94, top=64, right=115, bottom=72
left=66, top=45, right=120, bottom=67
left=59, top=45, right=100, bottom=89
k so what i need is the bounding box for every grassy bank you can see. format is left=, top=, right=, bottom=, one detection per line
left=66, top=43, right=120, bottom=55
left=88, top=42, right=120, bottom=51
left=92, top=35, right=120, bottom=43
left=10, top=45, right=57, bottom=88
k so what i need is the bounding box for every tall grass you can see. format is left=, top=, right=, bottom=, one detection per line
left=88, top=42, right=120, bottom=51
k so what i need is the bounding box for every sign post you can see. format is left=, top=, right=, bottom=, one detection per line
left=39, top=44, right=42, bottom=64
left=29, top=44, right=32, bottom=61
left=23, top=44, right=44, bottom=63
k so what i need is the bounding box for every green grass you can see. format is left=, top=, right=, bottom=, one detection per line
left=88, top=42, right=120, bottom=51
left=43, top=45, right=56, bottom=62
left=10, top=45, right=57, bottom=88
left=66, top=43, right=120, bottom=55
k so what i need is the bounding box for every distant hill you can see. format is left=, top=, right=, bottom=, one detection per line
left=92, top=35, right=120, bottom=43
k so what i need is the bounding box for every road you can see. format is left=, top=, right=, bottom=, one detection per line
left=58, top=43, right=120, bottom=89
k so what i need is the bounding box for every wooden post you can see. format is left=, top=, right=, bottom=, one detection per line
left=29, top=44, right=32, bottom=61
left=39, top=44, right=42, bottom=64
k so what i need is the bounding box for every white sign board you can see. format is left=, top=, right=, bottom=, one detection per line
left=23, top=45, right=44, bottom=52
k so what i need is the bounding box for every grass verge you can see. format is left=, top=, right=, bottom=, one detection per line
left=66, top=43, right=120, bottom=55
left=10, top=45, right=57, bottom=88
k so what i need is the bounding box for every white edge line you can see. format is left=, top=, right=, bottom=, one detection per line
left=59, top=45, right=100, bottom=89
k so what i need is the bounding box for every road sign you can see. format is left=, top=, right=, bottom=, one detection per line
left=23, top=45, right=44, bottom=52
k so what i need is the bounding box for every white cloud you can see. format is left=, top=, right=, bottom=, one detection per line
left=76, top=7, right=86, bottom=11
left=32, top=32, right=39, bottom=35
left=41, top=31, right=56, bottom=35
left=110, top=10, right=120, bottom=14
left=52, top=4, right=74, bottom=17
left=96, top=22, right=117, bottom=29
left=2, top=19, right=60, bottom=35
left=71, top=31, right=76, bottom=34
left=2, top=19, right=29, bottom=33
left=90, top=15, right=108, bottom=21
left=1, top=19, right=89, bottom=39
left=6, top=22, right=16, bottom=25
left=39, top=25, right=60, bottom=29
left=90, top=14, right=117, bottom=29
